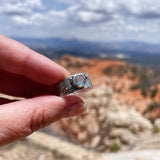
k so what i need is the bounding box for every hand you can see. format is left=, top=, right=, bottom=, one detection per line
left=0, top=34, right=85, bottom=146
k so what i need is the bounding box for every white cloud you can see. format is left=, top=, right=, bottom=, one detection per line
left=24, top=0, right=43, bottom=9
left=12, top=13, right=45, bottom=26
left=71, top=11, right=106, bottom=23
left=12, top=16, right=33, bottom=25
left=0, top=0, right=43, bottom=15
left=1, top=0, right=160, bottom=42
left=49, top=0, right=75, bottom=4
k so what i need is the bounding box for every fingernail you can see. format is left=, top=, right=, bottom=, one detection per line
left=82, top=104, right=88, bottom=114
left=68, top=102, right=86, bottom=116
left=62, top=102, right=87, bottom=118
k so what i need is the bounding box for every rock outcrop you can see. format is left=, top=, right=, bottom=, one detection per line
left=1, top=132, right=160, bottom=160
left=52, top=86, right=153, bottom=152
left=57, top=55, right=160, bottom=117
left=0, top=132, right=109, bottom=160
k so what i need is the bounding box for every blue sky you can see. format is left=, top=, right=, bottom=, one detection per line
left=0, top=0, right=160, bottom=43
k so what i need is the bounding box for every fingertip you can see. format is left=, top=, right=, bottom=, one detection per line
left=60, top=102, right=86, bottom=118
left=62, top=68, right=70, bottom=78
left=68, top=103, right=86, bottom=116
left=0, top=95, right=85, bottom=146
left=63, top=95, right=84, bottom=105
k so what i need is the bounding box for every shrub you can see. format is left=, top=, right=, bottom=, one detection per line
left=154, top=127, right=160, bottom=133
left=103, top=67, right=112, bottom=75
left=67, top=62, right=83, bottom=68
left=130, top=84, right=142, bottom=90
left=111, top=141, right=121, bottom=152
left=131, top=66, right=138, bottom=75
left=141, top=88, right=147, bottom=97
left=145, top=102, right=160, bottom=113
left=150, top=87, right=158, bottom=98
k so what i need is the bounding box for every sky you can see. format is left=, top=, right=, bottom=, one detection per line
left=0, top=0, right=160, bottom=43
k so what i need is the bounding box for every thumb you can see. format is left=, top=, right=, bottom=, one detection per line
left=0, top=95, right=85, bottom=146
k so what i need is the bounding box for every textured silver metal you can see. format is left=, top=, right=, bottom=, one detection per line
left=56, top=73, right=93, bottom=97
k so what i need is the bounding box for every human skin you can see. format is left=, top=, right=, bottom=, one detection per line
left=0, top=34, right=85, bottom=146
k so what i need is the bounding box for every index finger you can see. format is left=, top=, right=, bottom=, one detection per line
left=0, top=34, right=69, bottom=85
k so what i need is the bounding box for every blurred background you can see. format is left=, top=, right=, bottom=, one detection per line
left=1, top=0, right=160, bottom=160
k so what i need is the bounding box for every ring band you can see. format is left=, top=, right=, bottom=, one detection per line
left=56, top=73, right=93, bottom=96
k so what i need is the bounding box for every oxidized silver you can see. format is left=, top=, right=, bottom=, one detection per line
left=56, top=73, right=93, bottom=96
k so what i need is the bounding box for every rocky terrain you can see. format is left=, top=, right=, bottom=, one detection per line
left=51, top=55, right=160, bottom=152
left=1, top=55, right=160, bottom=159
left=1, top=130, right=160, bottom=160
left=52, top=86, right=154, bottom=152
left=57, top=55, right=160, bottom=118
left=0, top=132, right=108, bottom=160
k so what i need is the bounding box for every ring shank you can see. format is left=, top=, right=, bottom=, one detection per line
left=56, top=73, right=93, bottom=96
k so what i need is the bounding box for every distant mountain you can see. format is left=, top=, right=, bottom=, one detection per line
left=13, top=37, right=160, bottom=59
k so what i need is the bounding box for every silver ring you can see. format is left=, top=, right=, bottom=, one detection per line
left=56, top=73, right=93, bottom=96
